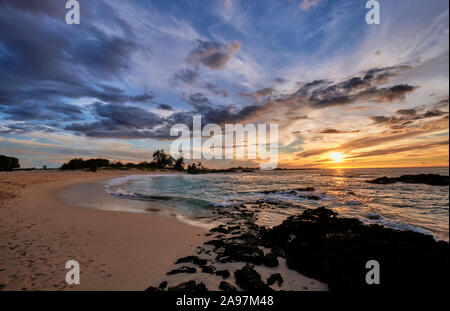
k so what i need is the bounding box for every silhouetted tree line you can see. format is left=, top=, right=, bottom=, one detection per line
left=60, top=150, right=185, bottom=171
left=0, top=155, right=20, bottom=171
left=186, top=162, right=208, bottom=174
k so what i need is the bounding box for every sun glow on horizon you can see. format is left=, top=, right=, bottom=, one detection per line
left=329, top=152, right=345, bottom=163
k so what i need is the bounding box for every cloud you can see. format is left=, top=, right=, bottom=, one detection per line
left=0, top=0, right=64, bottom=18
left=274, top=78, right=288, bottom=84
left=297, top=119, right=448, bottom=159
left=0, top=101, right=84, bottom=121
left=173, top=68, right=199, bottom=84
left=204, top=83, right=230, bottom=97
left=345, top=140, right=449, bottom=159
left=157, top=104, right=174, bottom=111
left=370, top=109, right=448, bottom=129
left=270, top=65, right=416, bottom=112
left=181, top=92, right=274, bottom=125
left=396, top=109, right=417, bottom=116
left=299, top=0, right=323, bottom=11
left=173, top=68, right=229, bottom=97
left=186, top=40, right=241, bottom=70
left=65, top=102, right=167, bottom=139
left=241, top=87, right=274, bottom=99
left=318, top=128, right=360, bottom=134
left=65, top=91, right=273, bottom=139
left=0, top=0, right=151, bottom=122
left=0, top=123, right=56, bottom=135
left=433, top=97, right=449, bottom=109
left=289, top=115, right=310, bottom=120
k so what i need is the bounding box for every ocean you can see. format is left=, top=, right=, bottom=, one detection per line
left=105, top=167, right=449, bottom=241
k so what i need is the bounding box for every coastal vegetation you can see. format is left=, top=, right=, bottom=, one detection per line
left=0, top=155, right=20, bottom=171
left=59, top=150, right=257, bottom=173
left=60, top=150, right=185, bottom=171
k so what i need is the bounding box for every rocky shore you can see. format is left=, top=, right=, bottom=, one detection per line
left=146, top=202, right=449, bottom=291
left=368, top=174, right=449, bottom=186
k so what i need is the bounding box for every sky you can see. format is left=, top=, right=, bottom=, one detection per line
left=0, top=0, right=448, bottom=169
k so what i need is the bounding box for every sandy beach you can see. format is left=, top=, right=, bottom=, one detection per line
left=0, top=170, right=206, bottom=290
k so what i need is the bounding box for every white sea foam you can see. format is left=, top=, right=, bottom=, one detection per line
left=358, top=214, right=438, bottom=239
left=97, top=168, right=448, bottom=241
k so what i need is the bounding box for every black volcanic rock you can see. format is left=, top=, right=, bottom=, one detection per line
left=204, top=239, right=224, bottom=248
left=263, top=253, right=279, bottom=267
left=234, top=264, right=272, bottom=291
left=145, top=286, right=161, bottom=292
left=167, top=281, right=208, bottom=292
left=208, top=232, right=265, bottom=265
left=175, top=255, right=207, bottom=267
left=368, top=174, right=449, bottom=186
left=219, top=281, right=237, bottom=292
left=262, top=207, right=449, bottom=290
left=210, top=225, right=230, bottom=234
left=215, top=270, right=230, bottom=279
left=166, top=266, right=196, bottom=275
left=267, top=273, right=283, bottom=286
left=201, top=265, right=216, bottom=274
left=158, top=281, right=167, bottom=289
left=217, top=242, right=264, bottom=265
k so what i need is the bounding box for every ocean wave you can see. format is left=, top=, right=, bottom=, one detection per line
left=107, top=173, right=182, bottom=187
left=101, top=170, right=448, bottom=241
left=359, top=213, right=437, bottom=239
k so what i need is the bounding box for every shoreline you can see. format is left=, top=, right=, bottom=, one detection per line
left=0, top=170, right=206, bottom=290
left=1, top=169, right=447, bottom=291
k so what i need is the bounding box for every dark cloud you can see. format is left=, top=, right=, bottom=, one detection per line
left=318, top=128, right=360, bottom=134
left=294, top=80, right=330, bottom=96
left=186, top=40, right=240, bottom=70
left=0, top=0, right=64, bottom=18
left=423, top=109, right=447, bottom=118
left=241, top=88, right=274, bottom=98
left=362, top=65, right=411, bottom=85
left=274, top=78, right=287, bottom=84
left=158, top=104, right=174, bottom=111
left=0, top=1, right=152, bottom=122
left=65, top=102, right=167, bottom=139
left=64, top=90, right=274, bottom=139
left=204, top=83, right=230, bottom=97
left=289, top=115, right=310, bottom=120
left=1, top=101, right=83, bottom=121
left=272, top=66, right=416, bottom=112
left=341, top=77, right=370, bottom=90
left=182, top=92, right=273, bottom=125
left=173, top=70, right=229, bottom=97
left=0, top=122, right=56, bottom=135
left=370, top=109, right=448, bottom=129
left=173, top=68, right=199, bottom=84
left=396, top=109, right=417, bottom=116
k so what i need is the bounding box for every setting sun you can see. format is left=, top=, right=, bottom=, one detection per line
left=329, top=152, right=345, bottom=163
